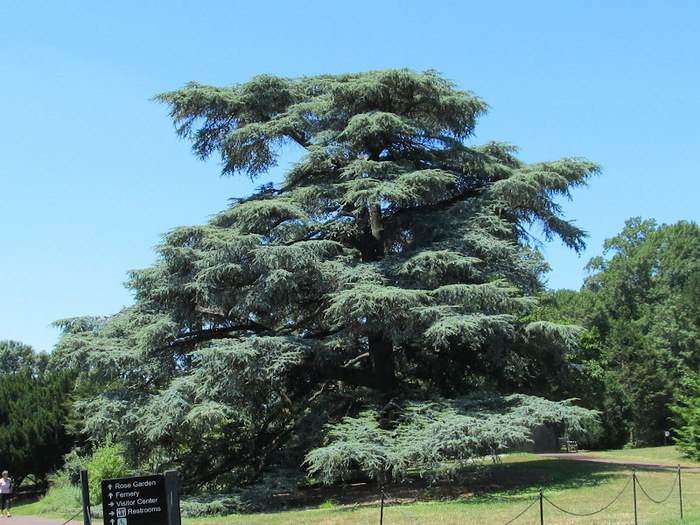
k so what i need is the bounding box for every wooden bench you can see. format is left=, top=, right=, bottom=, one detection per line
left=558, top=437, right=578, bottom=453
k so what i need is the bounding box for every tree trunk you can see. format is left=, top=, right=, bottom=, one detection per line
left=369, top=201, right=383, bottom=241
left=369, top=334, right=396, bottom=391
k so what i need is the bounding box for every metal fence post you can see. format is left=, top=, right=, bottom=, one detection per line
left=678, top=465, right=684, bottom=520
left=539, top=488, right=544, bottom=525
left=379, top=485, right=384, bottom=525
left=632, top=468, right=637, bottom=525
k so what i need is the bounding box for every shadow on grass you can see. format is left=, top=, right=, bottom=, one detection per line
left=465, top=458, right=629, bottom=502
left=284, top=457, right=632, bottom=509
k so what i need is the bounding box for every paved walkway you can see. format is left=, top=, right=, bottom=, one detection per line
left=0, top=518, right=82, bottom=525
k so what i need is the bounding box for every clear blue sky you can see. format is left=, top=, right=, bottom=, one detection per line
left=2, top=1, right=698, bottom=352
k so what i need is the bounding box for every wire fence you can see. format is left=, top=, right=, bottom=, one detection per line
left=378, top=466, right=687, bottom=524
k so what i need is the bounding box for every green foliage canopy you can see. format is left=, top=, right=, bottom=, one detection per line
left=306, top=395, right=595, bottom=484
left=0, top=340, right=49, bottom=375
left=0, top=341, right=74, bottom=487
left=583, top=218, right=700, bottom=446
left=53, top=69, right=599, bottom=488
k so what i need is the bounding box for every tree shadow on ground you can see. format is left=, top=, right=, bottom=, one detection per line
left=280, top=458, right=631, bottom=509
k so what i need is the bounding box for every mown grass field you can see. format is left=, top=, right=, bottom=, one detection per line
left=12, top=447, right=700, bottom=524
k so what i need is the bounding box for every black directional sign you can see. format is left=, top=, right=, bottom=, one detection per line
left=101, top=474, right=168, bottom=525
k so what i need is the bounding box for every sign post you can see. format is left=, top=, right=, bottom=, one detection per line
left=101, top=474, right=169, bottom=525
left=80, top=470, right=91, bottom=525
left=164, top=470, right=182, bottom=525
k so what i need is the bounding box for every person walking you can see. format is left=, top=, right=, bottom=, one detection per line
left=0, top=470, right=11, bottom=517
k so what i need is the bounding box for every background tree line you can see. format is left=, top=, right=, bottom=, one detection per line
left=537, top=218, right=700, bottom=450
left=0, top=341, right=75, bottom=489
left=3, top=69, right=700, bottom=508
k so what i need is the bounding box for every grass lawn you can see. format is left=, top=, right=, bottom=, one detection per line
left=11, top=447, right=700, bottom=524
